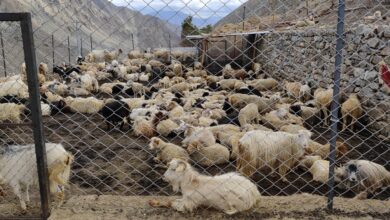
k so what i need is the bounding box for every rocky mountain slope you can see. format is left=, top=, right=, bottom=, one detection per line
left=0, top=0, right=180, bottom=74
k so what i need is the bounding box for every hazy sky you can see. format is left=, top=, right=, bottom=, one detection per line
left=110, top=0, right=246, bottom=18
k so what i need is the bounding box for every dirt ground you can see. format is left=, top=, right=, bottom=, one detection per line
left=46, top=194, right=390, bottom=220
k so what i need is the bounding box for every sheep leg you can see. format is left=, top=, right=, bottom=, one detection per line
left=25, top=184, right=30, bottom=203
left=171, top=198, right=195, bottom=213
left=120, top=121, right=125, bottom=131
left=278, top=165, right=289, bottom=182
left=106, top=121, right=111, bottom=131
left=12, top=182, right=26, bottom=211
left=353, top=191, right=368, bottom=200
left=351, top=117, right=357, bottom=131
left=342, top=115, right=347, bottom=131
left=322, top=108, right=328, bottom=126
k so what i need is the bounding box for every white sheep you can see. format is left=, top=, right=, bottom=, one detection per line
left=341, top=93, right=363, bottom=131
left=299, top=84, right=311, bottom=102
left=163, top=159, right=261, bottom=215
left=335, top=160, right=390, bottom=199
left=300, top=156, right=329, bottom=184
left=133, top=117, right=156, bottom=138
left=0, top=80, right=29, bottom=98
left=149, top=137, right=189, bottom=165
left=237, top=130, right=312, bottom=181
left=0, top=143, right=73, bottom=210
left=238, top=103, right=260, bottom=126
left=86, top=49, right=122, bottom=63
left=64, top=96, right=104, bottom=114
left=0, top=103, right=26, bottom=123
left=182, top=126, right=216, bottom=149
left=156, top=119, right=180, bottom=137
left=314, top=87, right=333, bottom=125
left=262, top=108, right=303, bottom=130
left=187, top=143, right=229, bottom=166
left=247, top=78, right=278, bottom=91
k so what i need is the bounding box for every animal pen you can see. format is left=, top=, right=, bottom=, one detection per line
left=0, top=0, right=389, bottom=219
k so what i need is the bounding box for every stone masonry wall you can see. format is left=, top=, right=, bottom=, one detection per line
left=258, top=24, right=390, bottom=138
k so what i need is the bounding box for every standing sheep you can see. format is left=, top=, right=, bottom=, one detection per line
left=238, top=103, right=260, bottom=126
left=0, top=143, right=73, bottom=210
left=162, top=158, right=261, bottom=215
left=341, top=93, right=363, bottom=131
left=314, top=87, right=333, bottom=125
left=237, top=130, right=312, bottom=181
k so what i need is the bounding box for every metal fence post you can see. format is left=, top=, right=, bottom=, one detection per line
left=20, top=13, right=50, bottom=219
left=0, top=31, right=7, bottom=77
left=68, top=35, right=71, bottom=64
left=80, top=36, right=83, bottom=57
left=327, top=0, right=346, bottom=211
left=168, top=34, right=172, bottom=62
left=52, top=34, right=55, bottom=67
left=131, top=33, right=134, bottom=50
left=90, top=34, right=93, bottom=51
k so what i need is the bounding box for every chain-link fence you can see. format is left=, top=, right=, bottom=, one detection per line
left=0, top=0, right=389, bottom=219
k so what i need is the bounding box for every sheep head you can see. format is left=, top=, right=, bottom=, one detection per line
left=186, top=141, right=203, bottom=154
left=149, top=137, right=164, bottom=150
left=163, top=159, right=188, bottom=192
left=297, top=130, right=312, bottom=149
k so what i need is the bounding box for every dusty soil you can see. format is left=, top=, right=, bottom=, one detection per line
left=47, top=194, right=390, bottom=220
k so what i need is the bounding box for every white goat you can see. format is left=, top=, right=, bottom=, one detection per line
left=163, top=159, right=261, bottom=215
left=0, top=143, right=73, bottom=210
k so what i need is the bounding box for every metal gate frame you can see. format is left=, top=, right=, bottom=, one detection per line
left=0, top=13, right=49, bottom=219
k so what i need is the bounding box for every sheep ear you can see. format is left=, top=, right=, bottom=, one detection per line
left=153, top=138, right=160, bottom=146
left=175, top=160, right=187, bottom=172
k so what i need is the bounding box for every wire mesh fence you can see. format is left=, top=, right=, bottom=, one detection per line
left=0, top=0, right=389, bottom=218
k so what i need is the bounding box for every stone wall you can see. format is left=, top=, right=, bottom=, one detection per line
left=258, top=24, right=390, bottom=138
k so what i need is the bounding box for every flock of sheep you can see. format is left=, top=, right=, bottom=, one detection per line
left=0, top=47, right=389, bottom=214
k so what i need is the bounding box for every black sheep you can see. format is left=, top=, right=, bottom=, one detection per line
left=236, top=86, right=262, bottom=97
left=112, top=84, right=125, bottom=95
left=0, top=95, right=27, bottom=105
left=289, top=105, right=302, bottom=117
left=99, top=100, right=131, bottom=131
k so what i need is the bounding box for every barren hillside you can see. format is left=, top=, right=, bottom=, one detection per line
left=0, top=0, right=180, bottom=75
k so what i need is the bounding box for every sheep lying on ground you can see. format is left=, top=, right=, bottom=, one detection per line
left=306, top=140, right=347, bottom=159
left=65, top=97, right=104, bottom=114
left=0, top=80, right=29, bottom=99
left=187, top=143, right=229, bottom=166
left=182, top=126, right=216, bottom=149
left=341, top=93, right=362, bottom=131
left=335, top=160, right=390, bottom=199
left=284, top=81, right=302, bottom=99
left=100, top=99, right=131, bottom=131
left=237, top=130, right=312, bottom=181
left=247, top=78, right=278, bottom=91
left=0, top=103, right=26, bottom=123
left=133, top=117, right=156, bottom=138
left=299, top=84, right=311, bottom=102
left=300, top=155, right=329, bottom=184
left=149, top=137, right=189, bottom=165
left=262, top=108, right=303, bottom=130
left=163, top=159, right=261, bottom=214
left=0, top=143, right=73, bottom=210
